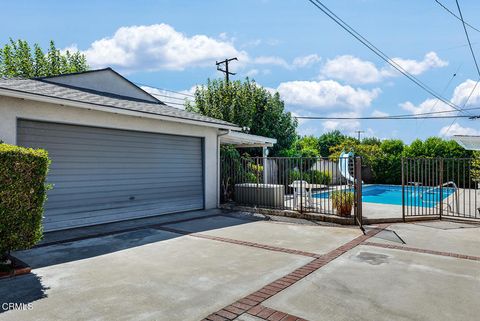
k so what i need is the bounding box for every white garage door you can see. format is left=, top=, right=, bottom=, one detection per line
left=17, top=120, right=205, bottom=231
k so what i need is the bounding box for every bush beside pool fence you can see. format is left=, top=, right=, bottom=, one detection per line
left=220, top=155, right=364, bottom=227
left=221, top=155, right=480, bottom=224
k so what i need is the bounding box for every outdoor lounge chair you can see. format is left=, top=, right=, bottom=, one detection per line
left=290, top=180, right=312, bottom=208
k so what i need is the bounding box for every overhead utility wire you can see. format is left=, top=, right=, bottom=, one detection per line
left=442, top=0, right=480, bottom=136
left=455, top=0, right=480, bottom=77
left=434, top=0, right=480, bottom=33
left=306, top=0, right=468, bottom=115
left=294, top=115, right=478, bottom=120
left=133, top=81, right=195, bottom=98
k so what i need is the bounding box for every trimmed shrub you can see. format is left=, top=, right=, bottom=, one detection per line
left=0, top=144, right=50, bottom=259
left=309, top=170, right=332, bottom=185
left=288, top=169, right=331, bottom=185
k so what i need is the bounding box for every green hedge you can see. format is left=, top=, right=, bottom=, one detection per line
left=288, top=169, right=331, bottom=185
left=0, top=144, right=50, bottom=258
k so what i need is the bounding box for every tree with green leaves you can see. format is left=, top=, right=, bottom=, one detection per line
left=0, top=39, right=89, bottom=78
left=317, top=130, right=348, bottom=157
left=186, top=78, right=297, bottom=156
left=403, top=137, right=471, bottom=158
left=471, top=151, right=480, bottom=184
left=281, top=135, right=319, bottom=158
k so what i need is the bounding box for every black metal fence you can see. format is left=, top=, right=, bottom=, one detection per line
left=220, top=155, right=363, bottom=223
left=402, top=158, right=480, bottom=220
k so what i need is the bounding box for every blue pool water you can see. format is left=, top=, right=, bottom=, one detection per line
left=313, top=184, right=454, bottom=207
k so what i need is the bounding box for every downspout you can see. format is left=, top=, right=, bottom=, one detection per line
left=217, top=129, right=231, bottom=207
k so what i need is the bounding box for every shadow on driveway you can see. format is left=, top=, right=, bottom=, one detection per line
left=13, top=214, right=258, bottom=269
left=0, top=273, right=49, bottom=314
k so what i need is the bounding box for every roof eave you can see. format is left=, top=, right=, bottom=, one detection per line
left=0, top=87, right=241, bottom=131
left=219, top=130, right=277, bottom=148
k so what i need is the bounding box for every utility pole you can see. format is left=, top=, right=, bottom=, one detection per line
left=355, top=130, right=365, bottom=141
left=216, top=57, right=238, bottom=83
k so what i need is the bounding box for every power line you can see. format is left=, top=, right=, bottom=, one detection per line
left=306, top=0, right=468, bottom=115
left=455, top=0, right=480, bottom=77
left=434, top=0, right=480, bottom=33
left=148, top=93, right=190, bottom=101
left=134, top=82, right=195, bottom=98
left=294, top=115, right=479, bottom=120
left=442, top=0, right=480, bottom=137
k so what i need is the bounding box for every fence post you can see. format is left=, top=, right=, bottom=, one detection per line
left=299, top=157, right=303, bottom=214
left=354, top=157, right=363, bottom=227
left=401, top=158, right=405, bottom=222
left=263, top=147, right=268, bottom=184
left=439, top=158, right=444, bottom=220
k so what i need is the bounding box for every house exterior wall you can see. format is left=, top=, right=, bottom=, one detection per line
left=0, top=95, right=219, bottom=209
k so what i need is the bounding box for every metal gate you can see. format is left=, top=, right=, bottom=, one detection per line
left=401, top=158, right=480, bottom=221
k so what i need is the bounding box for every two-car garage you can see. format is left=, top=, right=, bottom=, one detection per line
left=17, top=120, right=205, bottom=231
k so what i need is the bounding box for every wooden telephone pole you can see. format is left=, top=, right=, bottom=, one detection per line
left=355, top=130, right=365, bottom=141
left=216, top=57, right=238, bottom=83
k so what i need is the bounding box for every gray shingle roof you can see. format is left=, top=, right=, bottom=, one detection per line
left=0, top=78, right=238, bottom=128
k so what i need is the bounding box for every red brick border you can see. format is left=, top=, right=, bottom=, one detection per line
left=158, top=226, right=321, bottom=258
left=363, top=241, right=480, bottom=261
left=246, top=305, right=306, bottom=320
left=191, top=233, right=320, bottom=258
left=202, top=224, right=390, bottom=321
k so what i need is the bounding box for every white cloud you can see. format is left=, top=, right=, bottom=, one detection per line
left=141, top=85, right=196, bottom=109
left=321, top=55, right=383, bottom=84
left=322, top=111, right=361, bottom=133
left=400, top=78, right=480, bottom=116
left=276, top=80, right=380, bottom=110
left=292, top=54, right=321, bottom=68
left=320, top=52, right=448, bottom=84
left=371, top=110, right=389, bottom=117
left=400, top=98, right=453, bottom=115
left=385, top=52, right=448, bottom=76
left=252, top=56, right=290, bottom=69
left=451, top=79, right=480, bottom=107
left=439, top=123, right=480, bottom=137
left=245, top=69, right=259, bottom=77
left=77, top=24, right=248, bottom=71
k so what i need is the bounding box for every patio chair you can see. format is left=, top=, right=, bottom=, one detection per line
left=291, top=180, right=312, bottom=209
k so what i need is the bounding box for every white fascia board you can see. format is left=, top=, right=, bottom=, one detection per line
left=0, top=88, right=241, bottom=131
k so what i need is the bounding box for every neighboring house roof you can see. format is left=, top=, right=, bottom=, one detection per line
left=0, top=69, right=240, bottom=130
left=453, top=135, right=480, bottom=151
left=35, top=68, right=162, bottom=103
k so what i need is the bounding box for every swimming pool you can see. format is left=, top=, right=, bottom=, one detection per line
left=313, top=184, right=454, bottom=207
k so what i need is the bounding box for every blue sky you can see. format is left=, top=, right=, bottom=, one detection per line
left=2, top=0, right=480, bottom=142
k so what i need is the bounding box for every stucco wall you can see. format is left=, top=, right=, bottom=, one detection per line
left=0, top=95, right=219, bottom=209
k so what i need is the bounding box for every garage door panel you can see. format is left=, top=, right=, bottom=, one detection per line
left=17, top=120, right=205, bottom=231
left=22, top=141, right=200, bottom=154
left=46, top=184, right=203, bottom=201
left=44, top=201, right=202, bottom=231
left=45, top=194, right=204, bottom=215
left=18, top=124, right=202, bottom=146
left=45, top=195, right=204, bottom=217
left=50, top=176, right=204, bottom=188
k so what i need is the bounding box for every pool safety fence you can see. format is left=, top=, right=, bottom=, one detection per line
left=220, top=155, right=363, bottom=227
left=401, top=158, right=480, bottom=221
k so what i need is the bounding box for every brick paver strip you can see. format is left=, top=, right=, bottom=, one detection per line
left=157, top=225, right=321, bottom=258
left=202, top=224, right=390, bottom=321
left=363, top=241, right=480, bottom=261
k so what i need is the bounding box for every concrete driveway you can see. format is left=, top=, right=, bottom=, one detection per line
left=0, top=212, right=479, bottom=321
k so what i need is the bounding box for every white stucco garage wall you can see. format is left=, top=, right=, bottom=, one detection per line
left=0, top=95, right=220, bottom=209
